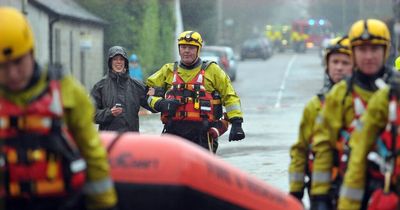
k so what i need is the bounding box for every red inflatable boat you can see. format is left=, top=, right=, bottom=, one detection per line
left=101, top=132, right=303, bottom=210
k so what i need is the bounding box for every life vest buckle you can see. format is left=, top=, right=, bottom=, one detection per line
left=194, top=98, right=200, bottom=110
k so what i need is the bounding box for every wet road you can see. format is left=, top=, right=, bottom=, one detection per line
left=140, top=50, right=323, bottom=195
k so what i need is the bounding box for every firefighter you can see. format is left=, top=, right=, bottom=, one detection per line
left=0, top=7, right=117, bottom=210
left=146, top=31, right=245, bottom=153
left=289, top=36, right=353, bottom=203
left=310, top=19, right=394, bottom=210
left=337, top=73, right=400, bottom=210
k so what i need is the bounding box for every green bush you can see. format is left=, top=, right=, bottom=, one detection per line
left=78, top=0, right=175, bottom=78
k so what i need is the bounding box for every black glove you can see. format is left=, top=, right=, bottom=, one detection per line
left=229, top=118, right=245, bottom=141
left=290, top=191, right=304, bottom=202
left=155, top=99, right=181, bottom=113
left=310, top=195, right=332, bottom=210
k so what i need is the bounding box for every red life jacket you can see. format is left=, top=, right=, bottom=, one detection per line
left=161, top=61, right=222, bottom=124
left=306, top=91, right=366, bottom=181
left=368, top=94, right=400, bottom=182
left=0, top=78, right=86, bottom=198
left=367, top=93, right=400, bottom=209
left=333, top=91, right=367, bottom=179
left=306, top=84, right=368, bottom=185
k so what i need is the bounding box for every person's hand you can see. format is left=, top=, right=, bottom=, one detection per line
left=111, top=105, right=123, bottom=116
left=147, top=87, right=155, bottom=96
left=156, top=99, right=181, bottom=113
left=229, top=118, right=245, bottom=141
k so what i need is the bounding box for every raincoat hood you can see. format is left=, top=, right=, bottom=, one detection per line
left=107, top=46, right=129, bottom=71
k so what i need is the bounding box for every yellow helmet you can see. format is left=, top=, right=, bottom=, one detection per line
left=348, top=19, right=390, bottom=59
left=324, top=36, right=351, bottom=65
left=0, top=7, right=34, bottom=63
left=177, top=31, right=203, bottom=54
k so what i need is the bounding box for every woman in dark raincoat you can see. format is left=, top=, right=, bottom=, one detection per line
left=91, top=46, right=154, bottom=132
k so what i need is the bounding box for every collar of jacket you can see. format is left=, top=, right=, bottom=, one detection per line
left=109, top=69, right=129, bottom=81
left=179, top=58, right=202, bottom=70
left=354, top=66, right=388, bottom=91
left=318, top=73, right=334, bottom=95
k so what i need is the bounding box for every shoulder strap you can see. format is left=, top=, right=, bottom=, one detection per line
left=200, top=60, right=216, bottom=71
left=47, top=63, right=65, bottom=81
left=164, top=62, right=179, bottom=90
left=342, top=75, right=354, bottom=106
left=27, top=64, right=64, bottom=104
left=317, top=93, right=325, bottom=103
left=173, top=61, right=179, bottom=73
left=383, top=66, right=395, bottom=83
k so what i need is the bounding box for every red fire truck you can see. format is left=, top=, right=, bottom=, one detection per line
left=291, top=18, right=333, bottom=52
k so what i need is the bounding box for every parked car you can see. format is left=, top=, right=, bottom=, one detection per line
left=200, top=46, right=238, bottom=81
left=240, top=38, right=273, bottom=60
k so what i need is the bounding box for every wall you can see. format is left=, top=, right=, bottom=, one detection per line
left=52, top=20, right=104, bottom=89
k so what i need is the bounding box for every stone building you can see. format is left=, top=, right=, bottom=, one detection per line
left=1, top=0, right=106, bottom=89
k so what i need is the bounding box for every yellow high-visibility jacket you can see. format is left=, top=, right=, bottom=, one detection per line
left=289, top=95, right=323, bottom=193
left=338, top=87, right=390, bottom=210
left=0, top=68, right=117, bottom=210
left=311, top=80, right=375, bottom=196
left=146, top=61, right=243, bottom=120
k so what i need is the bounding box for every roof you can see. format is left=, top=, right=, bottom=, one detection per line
left=29, top=0, right=106, bottom=25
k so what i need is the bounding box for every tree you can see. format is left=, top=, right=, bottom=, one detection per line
left=78, top=0, right=175, bottom=77
left=180, top=0, right=218, bottom=44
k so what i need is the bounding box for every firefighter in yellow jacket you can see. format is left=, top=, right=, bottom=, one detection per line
left=337, top=74, right=400, bottom=210
left=310, top=19, right=394, bottom=210
left=289, top=36, right=353, bottom=203
left=146, top=31, right=245, bottom=153
left=0, top=7, right=117, bottom=210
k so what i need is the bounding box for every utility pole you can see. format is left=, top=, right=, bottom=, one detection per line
left=342, top=0, right=346, bottom=33
left=394, top=1, right=400, bottom=62
left=21, top=0, right=27, bottom=14
left=216, top=0, right=223, bottom=45
left=174, top=0, right=183, bottom=60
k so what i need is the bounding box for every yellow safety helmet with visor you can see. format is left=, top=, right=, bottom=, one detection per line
left=0, top=7, right=35, bottom=63
left=178, top=31, right=203, bottom=55
left=324, top=36, right=351, bottom=66
left=348, top=19, right=391, bottom=60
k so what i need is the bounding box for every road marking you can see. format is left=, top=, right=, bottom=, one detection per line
left=275, top=55, right=297, bottom=108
